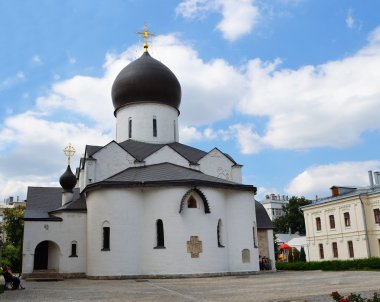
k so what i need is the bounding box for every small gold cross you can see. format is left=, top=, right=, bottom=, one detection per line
left=63, top=143, right=76, bottom=165
left=137, top=24, right=157, bottom=52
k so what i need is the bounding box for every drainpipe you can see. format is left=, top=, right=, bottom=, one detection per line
left=358, top=194, right=371, bottom=258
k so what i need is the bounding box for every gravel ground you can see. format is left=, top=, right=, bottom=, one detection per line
left=1, top=270, right=380, bottom=302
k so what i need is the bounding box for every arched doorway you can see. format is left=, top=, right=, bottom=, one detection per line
left=33, top=240, right=60, bottom=271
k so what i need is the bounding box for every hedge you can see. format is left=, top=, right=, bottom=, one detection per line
left=276, top=257, right=380, bottom=271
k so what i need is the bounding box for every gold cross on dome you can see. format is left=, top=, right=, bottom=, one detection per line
left=187, top=236, right=203, bottom=258
left=136, top=24, right=156, bottom=52
left=63, top=143, right=76, bottom=165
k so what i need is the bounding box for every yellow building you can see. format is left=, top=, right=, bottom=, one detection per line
left=302, top=171, right=380, bottom=261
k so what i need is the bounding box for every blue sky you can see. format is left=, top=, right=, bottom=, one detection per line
left=1, top=0, right=380, bottom=202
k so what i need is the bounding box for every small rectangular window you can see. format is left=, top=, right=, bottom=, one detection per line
left=316, top=217, right=321, bottom=231
left=329, top=215, right=335, bottom=229
left=319, top=243, right=324, bottom=259
left=374, top=209, right=380, bottom=224
left=70, top=243, right=77, bottom=257
left=153, top=118, right=157, bottom=137
left=348, top=240, right=354, bottom=258
left=332, top=242, right=338, bottom=258
left=344, top=212, right=351, bottom=227
left=102, top=227, right=110, bottom=251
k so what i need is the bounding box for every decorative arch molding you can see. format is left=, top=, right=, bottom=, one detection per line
left=179, top=188, right=211, bottom=214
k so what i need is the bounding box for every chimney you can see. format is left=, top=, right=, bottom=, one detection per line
left=369, top=170, right=374, bottom=188
left=374, top=171, right=380, bottom=185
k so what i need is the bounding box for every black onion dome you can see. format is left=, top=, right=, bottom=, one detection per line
left=111, top=52, right=181, bottom=114
left=59, top=165, right=77, bottom=192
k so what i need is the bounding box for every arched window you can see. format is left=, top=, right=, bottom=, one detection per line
left=155, top=219, right=165, bottom=248
left=102, top=221, right=110, bottom=251
left=217, top=219, right=224, bottom=247
left=153, top=116, right=157, bottom=137
left=242, top=249, right=250, bottom=263
left=128, top=118, right=132, bottom=139
left=69, top=240, right=78, bottom=257
left=252, top=226, right=258, bottom=248
left=187, top=196, right=197, bottom=208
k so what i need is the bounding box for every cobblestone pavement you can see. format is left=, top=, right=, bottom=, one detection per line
left=2, top=270, right=380, bottom=302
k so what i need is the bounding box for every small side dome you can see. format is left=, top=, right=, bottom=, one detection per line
left=59, top=165, right=77, bottom=192
left=111, top=52, right=181, bottom=114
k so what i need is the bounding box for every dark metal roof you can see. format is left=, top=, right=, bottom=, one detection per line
left=59, top=165, right=77, bottom=192
left=255, top=201, right=274, bottom=229
left=86, top=162, right=255, bottom=192
left=111, top=52, right=181, bottom=114
left=24, top=187, right=85, bottom=220
left=88, top=140, right=215, bottom=165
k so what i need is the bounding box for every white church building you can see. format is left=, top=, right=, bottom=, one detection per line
left=22, top=37, right=275, bottom=278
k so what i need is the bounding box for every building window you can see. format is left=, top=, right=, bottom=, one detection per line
left=155, top=219, right=165, bottom=248
left=329, top=215, right=335, bottom=229
left=187, top=196, right=197, bottom=208
left=128, top=118, right=132, bottom=139
left=102, top=226, right=110, bottom=251
left=69, top=241, right=78, bottom=257
left=316, top=217, right=321, bottom=231
left=217, top=219, right=224, bottom=248
left=319, top=243, right=324, bottom=259
left=252, top=226, right=258, bottom=248
left=374, top=209, right=380, bottom=224
left=344, top=212, right=351, bottom=227
left=153, top=117, right=157, bottom=137
left=348, top=241, right=354, bottom=258
left=242, top=249, right=250, bottom=263
left=332, top=242, right=338, bottom=258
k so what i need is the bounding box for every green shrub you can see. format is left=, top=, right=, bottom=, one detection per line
left=276, top=257, right=380, bottom=271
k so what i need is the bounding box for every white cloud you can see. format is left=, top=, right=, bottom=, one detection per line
left=230, top=124, right=262, bottom=154
left=286, top=161, right=380, bottom=199
left=176, top=0, right=260, bottom=41
left=346, top=9, right=354, bottom=29
left=238, top=26, right=380, bottom=152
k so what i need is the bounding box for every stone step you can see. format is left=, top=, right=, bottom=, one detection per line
left=24, top=270, right=64, bottom=281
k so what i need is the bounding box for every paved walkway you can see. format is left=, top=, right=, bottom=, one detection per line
left=2, top=271, right=380, bottom=301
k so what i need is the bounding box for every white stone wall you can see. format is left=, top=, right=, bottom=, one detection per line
left=22, top=212, right=87, bottom=275
left=92, top=142, right=135, bottom=183
left=145, top=146, right=189, bottom=167
left=116, top=103, right=179, bottom=144
left=86, top=186, right=258, bottom=276
left=199, top=148, right=241, bottom=183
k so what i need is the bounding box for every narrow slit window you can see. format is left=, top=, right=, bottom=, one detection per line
left=128, top=118, right=132, bottom=139
left=102, top=227, right=110, bottom=251
left=173, top=120, right=176, bottom=141
left=70, top=241, right=78, bottom=257
left=153, top=117, right=157, bottom=137
left=155, top=219, right=165, bottom=248
left=217, top=219, right=224, bottom=247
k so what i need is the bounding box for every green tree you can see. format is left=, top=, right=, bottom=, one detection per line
left=3, top=206, right=25, bottom=247
left=1, top=205, right=25, bottom=272
left=273, top=196, right=311, bottom=235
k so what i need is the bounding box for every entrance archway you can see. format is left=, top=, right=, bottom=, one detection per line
left=33, top=240, right=60, bottom=271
